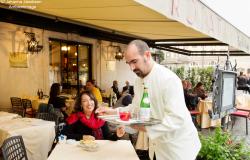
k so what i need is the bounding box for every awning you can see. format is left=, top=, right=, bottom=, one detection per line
left=1, top=0, right=249, bottom=55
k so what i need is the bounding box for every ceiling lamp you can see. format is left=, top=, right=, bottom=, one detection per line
left=114, top=46, right=124, bottom=61
left=61, top=46, right=70, bottom=51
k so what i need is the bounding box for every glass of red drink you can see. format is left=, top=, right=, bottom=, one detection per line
left=119, top=108, right=131, bottom=121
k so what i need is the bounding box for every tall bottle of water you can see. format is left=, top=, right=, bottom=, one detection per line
left=140, top=86, right=151, bottom=121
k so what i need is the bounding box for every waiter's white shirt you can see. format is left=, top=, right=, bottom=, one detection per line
left=128, top=63, right=201, bottom=160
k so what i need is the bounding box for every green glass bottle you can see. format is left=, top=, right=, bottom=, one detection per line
left=140, top=86, right=151, bottom=121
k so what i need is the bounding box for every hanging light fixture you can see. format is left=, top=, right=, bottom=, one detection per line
left=114, top=46, right=124, bottom=61
left=24, top=32, right=43, bottom=54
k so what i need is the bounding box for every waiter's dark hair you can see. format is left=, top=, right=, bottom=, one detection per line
left=128, top=39, right=150, bottom=55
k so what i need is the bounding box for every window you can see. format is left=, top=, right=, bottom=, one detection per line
left=49, top=39, right=92, bottom=94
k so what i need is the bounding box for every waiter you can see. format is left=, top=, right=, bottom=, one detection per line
left=97, top=40, right=201, bottom=160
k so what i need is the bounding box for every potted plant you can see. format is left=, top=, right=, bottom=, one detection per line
left=197, top=128, right=250, bottom=160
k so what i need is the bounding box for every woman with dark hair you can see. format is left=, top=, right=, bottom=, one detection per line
left=182, top=80, right=199, bottom=110
left=193, top=82, right=208, bottom=100
left=48, top=83, right=68, bottom=119
left=62, top=90, right=125, bottom=140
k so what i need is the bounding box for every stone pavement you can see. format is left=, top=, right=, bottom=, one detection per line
left=226, top=116, right=250, bottom=145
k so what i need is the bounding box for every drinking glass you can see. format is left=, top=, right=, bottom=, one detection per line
left=119, top=107, right=131, bottom=121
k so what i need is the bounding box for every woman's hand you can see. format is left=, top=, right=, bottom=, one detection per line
left=116, top=126, right=125, bottom=137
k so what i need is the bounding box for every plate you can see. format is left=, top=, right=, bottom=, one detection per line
left=66, top=139, right=77, bottom=145
left=78, top=142, right=99, bottom=152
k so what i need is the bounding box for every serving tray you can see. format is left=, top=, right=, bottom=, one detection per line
left=98, top=115, right=161, bottom=126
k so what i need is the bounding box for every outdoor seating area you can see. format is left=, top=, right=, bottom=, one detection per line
left=1, top=84, right=250, bottom=160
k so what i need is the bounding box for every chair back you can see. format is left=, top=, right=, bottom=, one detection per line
left=37, top=103, right=54, bottom=113
left=10, top=97, right=24, bottom=116
left=1, top=135, right=28, bottom=160
left=10, top=97, right=22, bottom=108
left=22, top=99, right=35, bottom=117
left=21, top=99, right=32, bottom=109
left=36, top=112, right=59, bottom=125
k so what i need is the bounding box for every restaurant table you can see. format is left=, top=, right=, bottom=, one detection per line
left=47, top=140, right=140, bottom=160
left=0, top=111, right=21, bottom=123
left=0, top=118, right=55, bottom=160
left=197, top=100, right=221, bottom=128
left=22, top=95, right=49, bottom=111
left=32, top=98, right=49, bottom=110
left=23, top=95, right=75, bottom=115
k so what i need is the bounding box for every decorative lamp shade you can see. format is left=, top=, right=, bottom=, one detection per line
left=114, top=46, right=124, bottom=61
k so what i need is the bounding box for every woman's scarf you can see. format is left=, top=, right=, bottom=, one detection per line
left=66, top=112, right=105, bottom=139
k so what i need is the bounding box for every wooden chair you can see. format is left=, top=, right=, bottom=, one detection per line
left=37, top=103, right=54, bottom=113
left=230, top=109, right=250, bottom=135
left=22, top=99, right=35, bottom=117
left=10, top=97, right=24, bottom=117
left=1, top=135, right=28, bottom=160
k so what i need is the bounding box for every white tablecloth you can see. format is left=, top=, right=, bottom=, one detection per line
left=32, top=98, right=49, bottom=110
left=197, top=100, right=221, bottom=128
left=0, top=111, right=20, bottom=123
left=47, top=140, right=139, bottom=160
left=0, top=118, right=55, bottom=160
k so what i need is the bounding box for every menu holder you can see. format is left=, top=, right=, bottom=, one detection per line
left=98, top=115, right=161, bottom=126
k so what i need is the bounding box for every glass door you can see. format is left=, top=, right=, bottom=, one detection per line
left=49, top=39, right=92, bottom=95
left=61, top=43, right=78, bottom=94
left=78, top=45, right=90, bottom=87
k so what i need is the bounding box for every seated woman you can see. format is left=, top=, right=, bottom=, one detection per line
left=48, top=83, right=68, bottom=120
left=182, top=80, right=199, bottom=110
left=193, top=82, right=208, bottom=100
left=62, top=90, right=125, bottom=141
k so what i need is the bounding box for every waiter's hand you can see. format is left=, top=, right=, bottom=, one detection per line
left=130, top=124, right=146, bottom=132
left=95, top=106, right=117, bottom=115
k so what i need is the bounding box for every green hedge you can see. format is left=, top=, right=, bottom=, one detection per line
left=172, top=66, right=214, bottom=91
